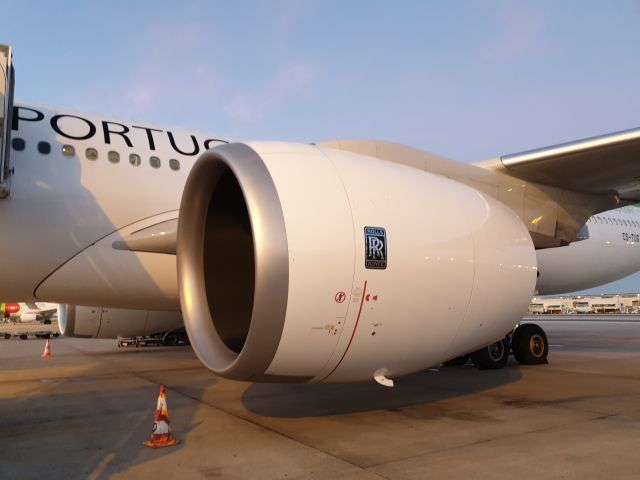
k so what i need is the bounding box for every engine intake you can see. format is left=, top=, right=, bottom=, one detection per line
left=178, top=143, right=290, bottom=381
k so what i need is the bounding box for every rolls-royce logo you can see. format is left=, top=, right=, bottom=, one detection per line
left=365, top=227, right=387, bottom=269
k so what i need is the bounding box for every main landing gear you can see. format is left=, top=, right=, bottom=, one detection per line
left=443, top=323, right=549, bottom=370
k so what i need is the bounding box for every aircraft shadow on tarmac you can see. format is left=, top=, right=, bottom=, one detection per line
left=241, top=362, right=523, bottom=418
left=1, top=352, right=523, bottom=479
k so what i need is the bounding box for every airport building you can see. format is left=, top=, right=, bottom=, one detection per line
left=529, top=294, right=640, bottom=314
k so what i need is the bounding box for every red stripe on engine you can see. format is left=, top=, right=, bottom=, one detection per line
left=320, top=280, right=367, bottom=382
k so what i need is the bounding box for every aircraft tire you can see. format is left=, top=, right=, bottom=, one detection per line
left=443, top=354, right=471, bottom=366
left=471, top=337, right=510, bottom=369
left=512, top=323, right=548, bottom=365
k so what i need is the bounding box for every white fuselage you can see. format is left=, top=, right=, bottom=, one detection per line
left=536, top=206, right=640, bottom=294
left=0, top=103, right=226, bottom=307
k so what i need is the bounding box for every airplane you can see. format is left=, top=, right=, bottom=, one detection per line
left=0, top=302, right=58, bottom=322
left=1, top=302, right=20, bottom=322
left=2, top=43, right=640, bottom=386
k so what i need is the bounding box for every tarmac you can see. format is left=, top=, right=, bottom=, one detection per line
left=1, top=320, right=639, bottom=480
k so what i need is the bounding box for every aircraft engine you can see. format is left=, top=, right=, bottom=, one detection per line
left=57, top=304, right=182, bottom=338
left=177, top=142, right=537, bottom=383
left=19, top=312, right=37, bottom=322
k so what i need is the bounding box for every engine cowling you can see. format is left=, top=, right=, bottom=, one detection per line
left=19, top=312, right=37, bottom=322
left=58, top=304, right=182, bottom=338
left=177, top=142, right=537, bottom=383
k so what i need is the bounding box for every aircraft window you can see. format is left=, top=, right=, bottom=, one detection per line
left=576, top=224, right=590, bottom=241
left=11, top=138, right=25, bottom=151
left=62, top=145, right=75, bottom=157
left=85, top=148, right=98, bottom=160
left=37, top=142, right=51, bottom=155
left=150, top=156, right=161, bottom=169
left=129, top=153, right=141, bottom=166
left=169, top=159, right=180, bottom=171
left=108, top=150, right=120, bottom=164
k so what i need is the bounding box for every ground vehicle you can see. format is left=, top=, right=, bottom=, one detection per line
left=117, top=329, right=190, bottom=348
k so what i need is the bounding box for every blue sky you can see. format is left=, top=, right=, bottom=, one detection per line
left=3, top=0, right=640, bottom=293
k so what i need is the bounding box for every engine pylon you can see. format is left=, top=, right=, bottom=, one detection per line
left=143, top=385, right=179, bottom=448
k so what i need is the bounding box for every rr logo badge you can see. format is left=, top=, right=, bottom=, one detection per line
left=365, top=227, right=387, bottom=269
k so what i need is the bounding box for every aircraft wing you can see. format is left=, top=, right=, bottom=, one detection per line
left=479, top=127, right=640, bottom=201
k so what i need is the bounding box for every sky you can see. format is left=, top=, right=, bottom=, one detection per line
left=2, top=0, right=640, bottom=294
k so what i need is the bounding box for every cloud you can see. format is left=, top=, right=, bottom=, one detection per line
left=124, top=85, right=158, bottom=109
left=224, top=94, right=262, bottom=123
left=224, top=62, right=316, bottom=123
left=483, top=3, right=545, bottom=61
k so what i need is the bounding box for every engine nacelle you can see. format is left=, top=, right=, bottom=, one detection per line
left=177, top=142, right=537, bottom=383
left=19, top=312, right=37, bottom=322
left=58, top=304, right=182, bottom=338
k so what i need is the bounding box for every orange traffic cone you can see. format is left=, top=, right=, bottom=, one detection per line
left=41, top=338, right=52, bottom=358
left=143, top=385, right=179, bottom=448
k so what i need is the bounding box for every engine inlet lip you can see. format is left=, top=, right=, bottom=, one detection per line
left=57, top=304, right=75, bottom=336
left=177, top=143, right=289, bottom=380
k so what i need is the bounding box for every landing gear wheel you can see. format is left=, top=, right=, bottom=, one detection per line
left=443, top=354, right=470, bottom=366
left=471, top=336, right=510, bottom=370
left=512, top=323, right=548, bottom=365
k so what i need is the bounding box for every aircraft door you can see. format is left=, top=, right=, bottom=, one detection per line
left=0, top=44, right=15, bottom=198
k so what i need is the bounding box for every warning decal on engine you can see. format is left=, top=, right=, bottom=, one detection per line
left=364, top=227, right=387, bottom=269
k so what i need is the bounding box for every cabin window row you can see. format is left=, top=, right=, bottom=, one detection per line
left=76, top=146, right=181, bottom=171
left=589, top=216, right=640, bottom=228
left=11, top=137, right=180, bottom=171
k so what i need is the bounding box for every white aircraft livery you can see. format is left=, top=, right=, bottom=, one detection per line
left=2, top=44, right=640, bottom=385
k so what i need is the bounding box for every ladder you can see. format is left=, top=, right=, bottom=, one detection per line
left=0, top=44, right=15, bottom=198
